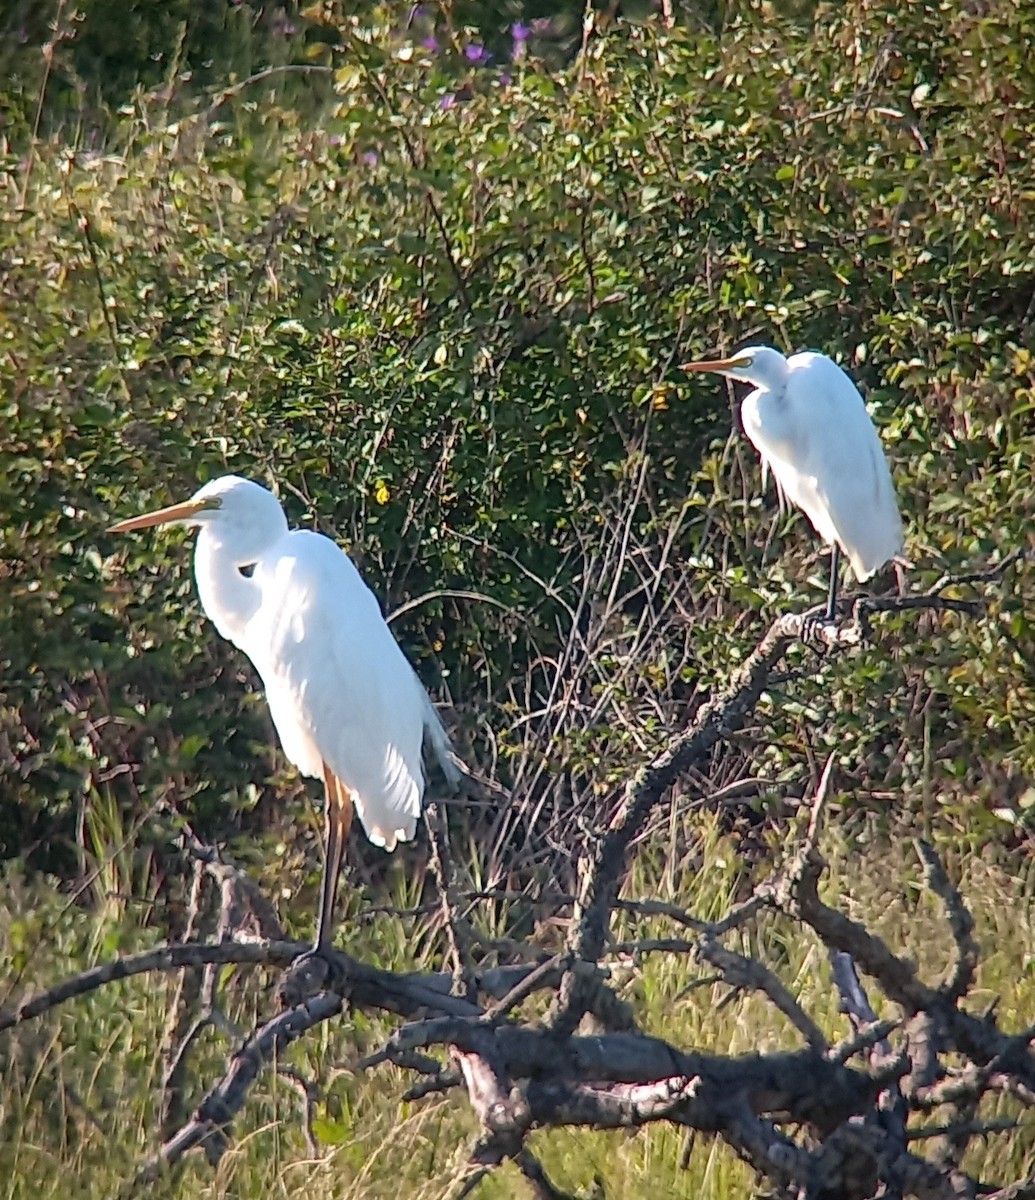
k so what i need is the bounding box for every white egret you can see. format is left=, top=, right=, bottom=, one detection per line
left=109, top=475, right=459, bottom=953
left=683, top=346, right=905, bottom=622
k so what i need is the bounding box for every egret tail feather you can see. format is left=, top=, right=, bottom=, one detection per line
left=420, top=686, right=462, bottom=791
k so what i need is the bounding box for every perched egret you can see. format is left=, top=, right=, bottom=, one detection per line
left=683, top=346, right=905, bottom=621
left=109, top=475, right=459, bottom=953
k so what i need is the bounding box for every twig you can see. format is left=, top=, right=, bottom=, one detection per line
left=482, top=954, right=570, bottom=1022
left=425, top=799, right=478, bottom=1001
left=159, top=856, right=206, bottom=1136
left=403, top=1067, right=462, bottom=1101
left=697, top=938, right=828, bottom=1051
left=827, top=1019, right=901, bottom=1065
left=914, top=839, right=978, bottom=1002
left=192, top=64, right=333, bottom=125
left=18, top=0, right=66, bottom=208
left=69, top=201, right=130, bottom=404
left=387, top=588, right=511, bottom=624
left=925, top=548, right=1027, bottom=594
left=131, top=993, right=342, bottom=1184
left=907, top=1117, right=1020, bottom=1141
left=276, top=1065, right=320, bottom=1157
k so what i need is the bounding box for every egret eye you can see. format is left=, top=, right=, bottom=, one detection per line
left=238, top=562, right=256, bottom=578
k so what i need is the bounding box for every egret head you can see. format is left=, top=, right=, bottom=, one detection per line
left=682, top=345, right=788, bottom=390
left=109, top=475, right=288, bottom=561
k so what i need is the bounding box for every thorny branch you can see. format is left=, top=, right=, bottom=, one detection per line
left=5, top=556, right=1032, bottom=1200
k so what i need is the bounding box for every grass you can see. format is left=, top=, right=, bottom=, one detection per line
left=3, top=814, right=1035, bottom=1199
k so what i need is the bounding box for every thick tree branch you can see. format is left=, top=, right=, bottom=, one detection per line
left=8, top=552, right=1029, bottom=1199
left=0, top=940, right=565, bottom=1033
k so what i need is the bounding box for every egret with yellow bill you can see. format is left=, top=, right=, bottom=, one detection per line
left=110, top=475, right=458, bottom=953
left=683, top=345, right=905, bottom=622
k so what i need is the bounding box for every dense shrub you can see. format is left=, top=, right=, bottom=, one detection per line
left=1, top=1, right=1032, bottom=876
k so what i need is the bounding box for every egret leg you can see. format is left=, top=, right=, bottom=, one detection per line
left=825, top=543, right=842, bottom=623
left=314, top=765, right=353, bottom=953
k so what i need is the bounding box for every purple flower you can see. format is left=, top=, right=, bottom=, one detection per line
left=421, top=36, right=438, bottom=51
left=512, top=23, right=529, bottom=41
left=464, top=43, right=487, bottom=62
left=362, top=150, right=379, bottom=166
left=439, top=93, right=456, bottom=109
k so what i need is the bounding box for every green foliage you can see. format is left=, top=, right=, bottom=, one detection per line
left=2, top=0, right=1032, bottom=868
left=0, top=0, right=318, bottom=138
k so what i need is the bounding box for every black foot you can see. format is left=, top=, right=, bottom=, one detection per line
left=799, top=608, right=838, bottom=644
left=276, top=944, right=335, bottom=1008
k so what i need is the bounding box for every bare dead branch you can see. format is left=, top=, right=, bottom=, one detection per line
left=0, top=939, right=569, bottom=1034
left=777, top=843, right=1035, bottom=1088
left=907, top=1117, right=1021, bottom=1141
left=160, top=828, right=263, bottom=1136
left=159, top=855, right=206, bottom=1137
left=402, top=1066, right=462, bottom=1101
left=276, top=1065, right=320, bottom=1157
left=482, top=954, right=570, bottom=1022
left=553, top=610, right=806, bottom=1033
left=913, top=839, right=979, bottom=1002
left=183, top=829, right=287, bottom=940
left=1, top=940, right=300, bottom=1033
left=13, top=551, right=1031, bottom=1199
left=513, top=1148, right=587, bottom=1200
left=828, top=1019, right=901, bottom=1065
left=697, top=936, right=828, bottom=1050
left=982, top=1182, right=1035, bottom=1200
left=425, top=799, right=478, bottom=1000
left=21, top=797, right=1033, bottom=1200
left=132, top=993, right=343, bottom=1185
left=829, top=949, right=910, bottom=1196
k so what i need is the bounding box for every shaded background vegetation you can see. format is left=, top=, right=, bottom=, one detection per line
left=1, top=0, right=1033, bottom=1195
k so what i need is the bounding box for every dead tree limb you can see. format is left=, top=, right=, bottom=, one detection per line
left=131, top=993, right=343, bottom=1188
left=6, top=554, right=1030, bottom=1199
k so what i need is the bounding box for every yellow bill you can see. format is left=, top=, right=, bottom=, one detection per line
left=108, top=497, right=212, bottom=534
left=681, top=355, right=751, bottom=374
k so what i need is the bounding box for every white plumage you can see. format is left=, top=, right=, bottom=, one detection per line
left=110, top=474, right=458, bottom=949
left=683, top=345, right=904, bottom=617
left=234, top=531, right=430, bottom=849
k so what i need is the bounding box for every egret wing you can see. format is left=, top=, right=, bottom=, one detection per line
left=243, top=532, right=428, bottom=849
left=763, top=354, right=903, bottom=579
